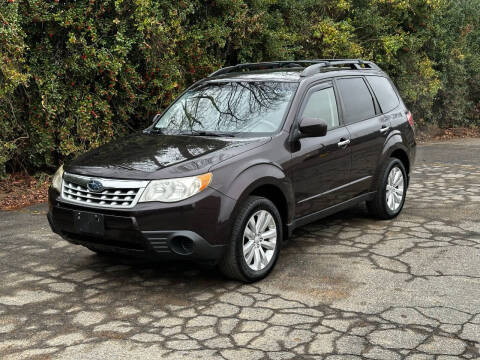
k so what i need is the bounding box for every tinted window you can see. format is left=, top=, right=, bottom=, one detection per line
left=367, top=76, right=400, bottom=113
left=337, top=78, right=375, bottom=124
left=301, top=87, right=339, bottom=129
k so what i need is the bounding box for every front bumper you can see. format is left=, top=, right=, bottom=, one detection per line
left=47, top=186, right=236, bottom=261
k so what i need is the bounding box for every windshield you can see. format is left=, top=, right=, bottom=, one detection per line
left=153, top=81, right=298, bottom=136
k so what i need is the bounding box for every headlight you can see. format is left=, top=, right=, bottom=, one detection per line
left=139, top=173, right=212, bottom=203
left=52, top=165, right=64, bottom=192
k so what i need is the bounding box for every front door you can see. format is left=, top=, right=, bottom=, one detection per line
left=290, top=83, right=351, bottom=218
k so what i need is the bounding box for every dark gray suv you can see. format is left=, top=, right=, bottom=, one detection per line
left=48, top=59, right=416, bottom=282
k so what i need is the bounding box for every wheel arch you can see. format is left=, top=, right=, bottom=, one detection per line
left=219, top=163, right=294, bottom=240
left=390, top=148, right=410, bottom=177
left=249, top=184, right=289, bottom=240
left=371, top=135, right=411, bottom=191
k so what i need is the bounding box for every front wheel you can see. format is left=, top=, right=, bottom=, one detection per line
left=367, top=158, right=407, bottom=220
left=219, top=196, right=282, bottom=282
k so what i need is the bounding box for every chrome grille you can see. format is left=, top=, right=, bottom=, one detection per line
left=61, top=173, right=149, bottom=209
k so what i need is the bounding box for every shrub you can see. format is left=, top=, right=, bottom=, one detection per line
left=0, top=0, right=479, bottom=176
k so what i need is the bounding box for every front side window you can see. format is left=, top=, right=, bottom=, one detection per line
left=154, top=81, right=298, bottom=136
left=301, top=87, right=339, bottom=129
left=336, top=77, right=375, bottom=124
left=366, top=76, right=400, bottom=113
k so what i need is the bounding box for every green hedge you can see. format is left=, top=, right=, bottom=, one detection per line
left=1, top=0, right=479, bottom=176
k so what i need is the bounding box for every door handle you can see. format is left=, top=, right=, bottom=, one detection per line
left=380, top=126, right=391, bottom=134
left=337, top=139, right=351, bottom=148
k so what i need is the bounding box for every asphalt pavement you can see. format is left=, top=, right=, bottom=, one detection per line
left=1, top=139, right=479, bottom=359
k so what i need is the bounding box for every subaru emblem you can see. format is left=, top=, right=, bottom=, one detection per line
left=87, top=180, right=104, bottom=193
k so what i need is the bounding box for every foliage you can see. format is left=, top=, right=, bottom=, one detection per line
left=0, top=0, right=479, bottom=176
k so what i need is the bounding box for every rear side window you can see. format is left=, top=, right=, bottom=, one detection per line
left=366, top=76, right=400, bottom=113
left=301, top=87, right=339, bottom=129
left=336, top=78, right=375, bottom=124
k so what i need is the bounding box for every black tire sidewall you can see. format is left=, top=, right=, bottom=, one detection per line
left=234, top=198, right=282, bottom=281
left=381, top=159, right=407, bottom=217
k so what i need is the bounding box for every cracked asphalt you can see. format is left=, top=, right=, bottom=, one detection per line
left=1, top=139, right=480, bottom=359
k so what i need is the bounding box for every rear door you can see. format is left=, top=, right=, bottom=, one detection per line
left=290, top=82, right=352, bottom=218
left=335, top=76, right=389, bottom=199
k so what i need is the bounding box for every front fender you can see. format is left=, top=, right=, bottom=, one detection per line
left=210, top=161, right=295, bottom=224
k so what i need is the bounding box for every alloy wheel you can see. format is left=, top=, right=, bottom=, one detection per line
left=242, top=210, right=277, bottom=271
left=385, top=166, right=405, bottom=212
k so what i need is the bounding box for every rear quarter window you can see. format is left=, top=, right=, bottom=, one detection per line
left=366, top=76, right=400, bottom=113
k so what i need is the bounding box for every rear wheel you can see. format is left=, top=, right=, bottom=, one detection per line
left=219, top=196, right=282, bottom=282
left=367, top=158, right=407, bottom=220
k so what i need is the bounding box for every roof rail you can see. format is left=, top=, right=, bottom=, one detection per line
left=300, top=59, right=379, bottom=77
left=207, top=59, right=380, bottom=78
left=208, top=60, right=319, bottom=77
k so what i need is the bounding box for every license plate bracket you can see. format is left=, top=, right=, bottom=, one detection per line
left=73, top=211, right=105, bottom=236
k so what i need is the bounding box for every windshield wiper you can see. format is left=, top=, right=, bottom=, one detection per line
left=147, top=128, right=164, bottom=135
left=179, top=130, right=235, bottom=138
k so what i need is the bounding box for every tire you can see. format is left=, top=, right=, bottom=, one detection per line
left=219, top=196, right=283, bottom=282
left=367, top=158, right=407, bottom=220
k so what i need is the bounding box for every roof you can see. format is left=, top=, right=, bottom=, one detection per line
left=208, top=68, right=304, bottom=82
left=206, top=59, right=384, bottom=83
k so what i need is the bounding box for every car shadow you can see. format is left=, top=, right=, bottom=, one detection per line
left=80, top=203, right=372, bottom=286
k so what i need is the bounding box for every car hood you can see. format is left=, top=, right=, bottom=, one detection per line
left=65, top=132, right=270, bottom=180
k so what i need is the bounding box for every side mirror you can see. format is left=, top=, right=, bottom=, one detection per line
left=299, top=117, right=328, bottom=138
